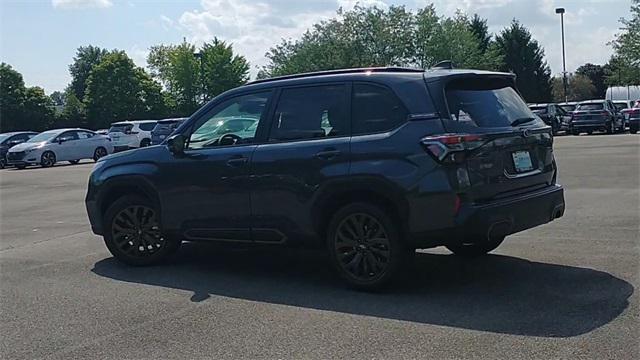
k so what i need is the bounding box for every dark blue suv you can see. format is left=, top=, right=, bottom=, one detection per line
left=86, top=67, right=565, bottom=289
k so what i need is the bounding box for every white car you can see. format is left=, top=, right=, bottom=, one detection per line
left=6, top=128, right=113, bottom=169
left=108, top=120, right=158, bottom=151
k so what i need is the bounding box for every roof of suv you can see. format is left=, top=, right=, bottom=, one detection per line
left=241, top=67, right=515, bottom=91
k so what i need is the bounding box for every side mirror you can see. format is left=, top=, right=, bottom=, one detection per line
left=167, top=134, right=185, bottom=155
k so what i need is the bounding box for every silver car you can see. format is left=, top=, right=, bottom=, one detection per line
left=6, top=128, right=114, bottom=169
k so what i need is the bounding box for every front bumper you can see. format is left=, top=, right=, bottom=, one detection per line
left=6, top=152, right=40, bottom=166
left=411, top=185, right=565, bottom=247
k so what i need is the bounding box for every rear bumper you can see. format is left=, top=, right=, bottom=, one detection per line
left=411, top=185, right=565, bottom=248
left=570, top=122, right=607, bottom=131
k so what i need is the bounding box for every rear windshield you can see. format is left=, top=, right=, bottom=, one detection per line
left=109, top=124, right=133, bottom=133
left=613, top=103, right=628, bottom=110
left=529, top=106, right=548, bottom=113
left=153, top=121, right=180, bottom=132
left=445, top=83, right=540, bottom=128
left=576, top=103, right=604, bottom=111
left=559, top=104, right=576, bottom=112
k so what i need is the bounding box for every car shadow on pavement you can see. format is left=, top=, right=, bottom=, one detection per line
left=92, top=242, right=633, bottom=338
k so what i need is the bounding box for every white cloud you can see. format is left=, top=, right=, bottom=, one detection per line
left=51, top=0, right=113, bottom=9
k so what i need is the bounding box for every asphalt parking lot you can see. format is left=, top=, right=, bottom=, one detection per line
left=1, top=134, right=638, bottom=359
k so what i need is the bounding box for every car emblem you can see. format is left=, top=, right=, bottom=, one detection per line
left=522, top=129, right=531, bottom=137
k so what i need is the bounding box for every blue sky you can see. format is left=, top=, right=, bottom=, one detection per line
left=0, top=0, right=632, bottom=94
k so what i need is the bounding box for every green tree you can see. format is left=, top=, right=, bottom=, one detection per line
left=469, top=14, right=491, bottom=53
left=495, top=20, right=553, bottom=103
left=49, top=91, right=65, bottom=106
left=576, top=63, right=608, bottom=97
left=68, top=45, right=109, bottom=101
left=85, top=51, right=165, bottom=129
left=200, top=38, right=250, bottom=101
left=0, top=63, right=26, bottom=131
left=552, top=74, right=596, bottom=102
left=607, top=0, right=640, bottom=85
left=22, top=87, right=55, bottom=131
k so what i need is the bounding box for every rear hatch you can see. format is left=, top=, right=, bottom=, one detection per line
left=572, top=103, right=607, bottom=124
left=108, top=123, right=135, bottom=147
left=425, top=76, right=555, bottom=203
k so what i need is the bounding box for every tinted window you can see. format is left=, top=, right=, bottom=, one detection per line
left=57, top=131, right=79, bottom=141
left=446, top=85, right=540, bottom=128
left=139, top=122, right=157, bottom=131
left=352, top=83, right=407, bottom=135
left=614, top=102, right=629, bottom=110
left=269, top=85, right=347, bottom=141
left=188, top=92, right=270, bottom=149
left=559, top=104, right=576, bottom=112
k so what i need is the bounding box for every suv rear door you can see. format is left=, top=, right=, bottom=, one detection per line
left=426, top=75, right=556, bottom=203
left=250, top=83, right=351, bottom=243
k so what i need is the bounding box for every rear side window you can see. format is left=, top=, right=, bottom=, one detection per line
left=352, top=83, right=407, bottom=135
left=445, top=80, right=540, bottom=128
left=139, top=123, right=156, bottom=131
left=269, top=84, right=347, bottom=141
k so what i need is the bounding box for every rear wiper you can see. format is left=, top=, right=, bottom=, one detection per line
left=511, top=117, right=536, bottom=127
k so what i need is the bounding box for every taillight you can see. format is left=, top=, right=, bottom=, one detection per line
left=421, top=134, right=486, bottom=162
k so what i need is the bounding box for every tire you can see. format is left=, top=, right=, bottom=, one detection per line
left=326, top=202, right=406, bottom=291
left=69, top=160, right=80, bottom=165
left=631, top=126, right=638, bottom=134
left=103, top=195, right=180, bottom=266
left=587, top=130, right=593, bottom=135
left=606, top=121, right=614, bottom=134
left=446, top=235, right=505, bottom=257
left=93, top=147, right=107, bottom=161
left=571, top=130, right=580, bottom=136
left=40, top=151, right=56, bottom=168
left=0, top=159, right=5, bottom=169
left=15, top=164, right=26, bottom=170
left=140, top=138, right=151, bottom=147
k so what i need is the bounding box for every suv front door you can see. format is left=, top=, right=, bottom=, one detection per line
left=251, top=83, right=351, bottom=243
left=161, top=91, right=272, bottom=242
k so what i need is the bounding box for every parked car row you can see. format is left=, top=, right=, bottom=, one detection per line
left=528, top=99, right=640, bottom=135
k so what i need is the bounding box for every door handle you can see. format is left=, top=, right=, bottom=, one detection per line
left=315, top=149, right=341, bottom=160
left=226, top=156, right=248, bottom=167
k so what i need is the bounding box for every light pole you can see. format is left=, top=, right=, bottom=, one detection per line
left=555, top=7, right=567, bottom=102
left=193, top=51, right=204, bottom=105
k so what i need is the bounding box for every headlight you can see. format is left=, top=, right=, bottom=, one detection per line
left=24, top=148, right=38, bottom=153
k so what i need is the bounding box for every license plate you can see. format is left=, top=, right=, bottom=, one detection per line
left=512, top=151, right=533, bottom=173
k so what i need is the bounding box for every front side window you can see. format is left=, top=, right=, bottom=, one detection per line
left=188, top=92, right=270, bottom=149
left=77, top=131, right=94, bottom=139
left=352, top=83, right=407, bottom=135
left=269, top=84, right=347, bottom=141
left=56, top=131, right=79, bottom=142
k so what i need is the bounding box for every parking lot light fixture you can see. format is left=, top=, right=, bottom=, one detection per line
left=555, top=7, right=568, bottom=102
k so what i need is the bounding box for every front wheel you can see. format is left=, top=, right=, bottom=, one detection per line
left=69, top=160, right=80, bottom=165
left=327, top=203, right=406, bottom=291
left=103, top=195, right=180, bottom=266
left=446, top=236, right=505, bottom=257
left=40, top=151, right=56, bottom=168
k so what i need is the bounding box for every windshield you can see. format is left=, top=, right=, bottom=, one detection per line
left=560, top=104, right=576, bottom=112
left=28, top=131, right=59, bottom=143
left=446, top=85, right=541, bottom=128
left=109, top=124, right=133, bottom=133
left=576, top=103, right=604, bottom=111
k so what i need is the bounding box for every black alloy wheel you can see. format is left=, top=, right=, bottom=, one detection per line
left=93, top=147, right=107, bottom=161
left=41, top=151, right=56, bottom=167
left=327, top=203, right=406, bottom=290
left=104, top=195, right=180, bottom=266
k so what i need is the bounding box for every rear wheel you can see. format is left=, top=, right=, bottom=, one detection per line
left=69, top=160, right=80, bottom=165
left=446, top=236, right=505, bottom=257
left=606, top=121, right=614, bottom=134
left=103, top=195, right=180, bottom=266
left=15, top=164, right=26, bottom=169
left=327, top=203, right=406, bottom=290
left=40, top=151, right=56, bottom=167
left=93, top=147, right=107, bottom=161
left=631, top=125, right=638, bottom=134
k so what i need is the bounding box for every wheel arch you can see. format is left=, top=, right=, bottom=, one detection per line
left=313, top=179, right=409, bottom=241
left=97, top=175, right=161, bottom=223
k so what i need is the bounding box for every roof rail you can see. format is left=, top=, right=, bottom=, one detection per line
left=247, top=67, right=425, bottom=85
